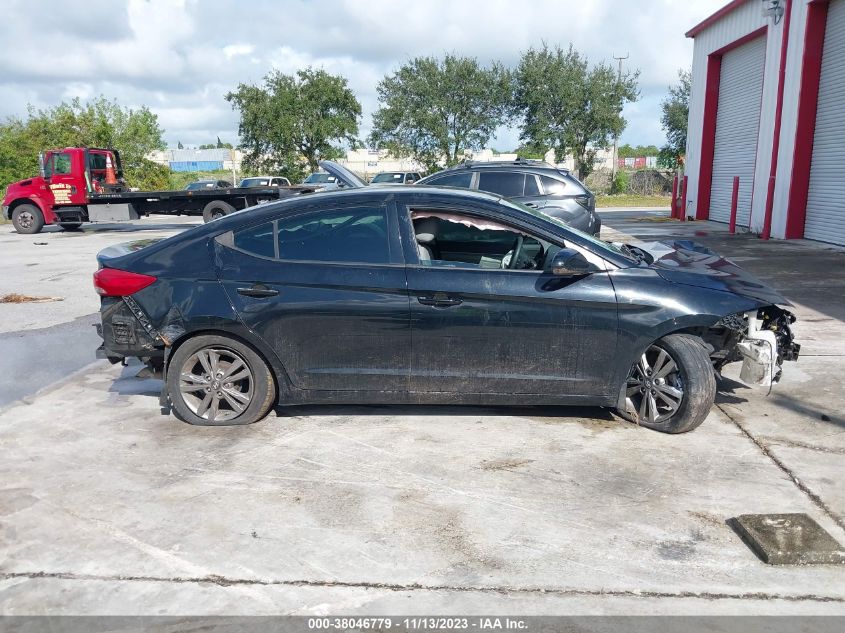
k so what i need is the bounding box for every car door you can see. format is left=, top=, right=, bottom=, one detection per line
left=46, top=150, right=87, bottom=206
left=475, top=171, right=544, bottom=209
left=215, top=201, right=411, bottom=393
left=400, top=202, right=618, bottom=397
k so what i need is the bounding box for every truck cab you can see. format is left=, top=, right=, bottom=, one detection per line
left=3, top=147, right=124, bottom=234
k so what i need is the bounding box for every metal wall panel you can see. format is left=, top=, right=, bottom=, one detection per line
left=805, top=0, right=845, bottom=245
left=708, top=36, right=766, bottom=224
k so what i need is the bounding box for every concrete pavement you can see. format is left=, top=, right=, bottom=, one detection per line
left=1, top=209, right=844, bottom=615
left=0, top=216, right=200, bottom=406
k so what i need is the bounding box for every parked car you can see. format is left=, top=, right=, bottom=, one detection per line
left=94, top=161, right=799, bottom=433
left=184, top=179, right=232, bottom=191
left=302, top=172, right=342, bottom=190
left=370, top=171, right=422, bottom=185
left=239, top=176, right=291, bottom=188
left=417, top=160, right=600, bottom=235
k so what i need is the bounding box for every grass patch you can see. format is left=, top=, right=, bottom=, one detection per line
left=596, top=194, right=671, bottom=208
left=0, top=293, right=63, bottom=304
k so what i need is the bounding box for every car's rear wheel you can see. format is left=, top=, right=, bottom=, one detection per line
left=166, top=335, right=275, bottom=426
left=619, top=334, right=716, bottom=434
left=59, top=222, right=82, bottom=231
left=11, top=204, right=45, bottom=234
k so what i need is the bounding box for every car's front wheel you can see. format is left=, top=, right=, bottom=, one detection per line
left=619, top=334, right=716, bottom=434
left=11, top=204, right=45, bottom=234
left=166, top=334, right=276, bottom=426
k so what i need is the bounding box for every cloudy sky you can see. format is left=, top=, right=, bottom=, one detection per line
left=0, top=0, right=724, bottom=152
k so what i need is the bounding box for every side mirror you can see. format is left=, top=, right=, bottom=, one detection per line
left=547, top=248, right=593, bottom=277
left=38, top=153, right=47, bottom=179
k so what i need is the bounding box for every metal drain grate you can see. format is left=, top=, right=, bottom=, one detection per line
left=731, top=513, right=845, bottom=565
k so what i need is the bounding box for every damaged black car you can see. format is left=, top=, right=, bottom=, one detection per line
left=94, top=162, right=799, bottom=433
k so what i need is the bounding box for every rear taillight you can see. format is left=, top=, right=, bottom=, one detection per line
left=93, top=268, right=157, bottom=297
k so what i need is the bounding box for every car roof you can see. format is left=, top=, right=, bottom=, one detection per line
left=267, top=184, right=503, bottom=205
left=436, top=161, right=571, bottom=176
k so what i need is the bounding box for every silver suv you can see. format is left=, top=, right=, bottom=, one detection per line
left=417, top=160, right=600, bottom=235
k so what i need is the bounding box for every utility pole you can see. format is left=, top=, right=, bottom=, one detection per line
left=611, top=53, right=629, bottom=185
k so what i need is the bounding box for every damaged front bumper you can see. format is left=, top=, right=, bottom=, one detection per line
left=733, top=306, right=800, bottom=387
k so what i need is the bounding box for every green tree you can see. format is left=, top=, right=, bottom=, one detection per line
left=369, top=54, right=512, bottom=171
left=659, top=69, right=691, bottom=168
left=512, top=44, right=639, bottom=179
left=226, top=67, right=361, bottom=181
left=0, top=96, right=167, bottom=191
left=513, top=142, right=547, bottom=160
left=199, top=138, right=234, bottom=150
left=618, top=143, right=660, bottom=158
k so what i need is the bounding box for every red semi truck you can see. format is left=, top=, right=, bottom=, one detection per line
left=2, top=147, right=315, bottom=234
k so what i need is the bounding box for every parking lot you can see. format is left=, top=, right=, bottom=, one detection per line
left=1, top=212, right=844, bottom=615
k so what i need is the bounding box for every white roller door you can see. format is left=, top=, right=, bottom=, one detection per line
left=805, top=0, right=845, bottom=245
left=709, top=36, right=766, bottom=224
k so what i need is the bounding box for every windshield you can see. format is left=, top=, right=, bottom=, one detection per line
left=304, top=173, right=336, bottom=184
left=240, top=178, right=271, bottom=187
left=371, top=172, right=403, bottom=183
left=185, top=181, right=213, bottom=190
left=499, top=198, right=639, bottom=263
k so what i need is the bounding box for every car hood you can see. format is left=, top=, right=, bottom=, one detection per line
left=634, top=239, right=789, bottom=306
left=96, top=238, right=166, bottom=266
left=318, top=160, right=367, bottom=189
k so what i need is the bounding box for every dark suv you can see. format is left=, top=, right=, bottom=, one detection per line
left=417, top=160, right=600, bottom=235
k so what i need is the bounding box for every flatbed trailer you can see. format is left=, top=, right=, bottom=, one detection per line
left=66, top=184, right=317, bottom=224
left=2, top=146, right=317, bottom=233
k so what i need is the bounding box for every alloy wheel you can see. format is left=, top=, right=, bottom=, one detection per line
left=626, top=345, right=685, bottom=424
left=179, top=347, right=254, bottom=422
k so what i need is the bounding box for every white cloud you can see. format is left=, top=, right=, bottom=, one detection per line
left=223, top=44, right=255, bottom=60
left=0, top=0, right=726, bottom=150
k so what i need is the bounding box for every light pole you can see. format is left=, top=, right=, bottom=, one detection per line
left=611, top=53, right=629, bottom=185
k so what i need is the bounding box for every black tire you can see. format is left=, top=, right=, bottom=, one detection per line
left=11, top=204, right=45, bottom=234
left=59, top=222, right=83, bottom=231
left=166, top=334, right=276, bottom=426
left=202, top=200, right=235, bottom=223
left=618, top=333, right=716, bottom=434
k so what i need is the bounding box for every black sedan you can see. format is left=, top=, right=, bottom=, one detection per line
left=94, top=177, right=799, bottom=433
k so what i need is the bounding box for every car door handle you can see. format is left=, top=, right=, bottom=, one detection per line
left=236, top=284, right=279, bottom=298
left=417, top=294, right=462, bottom=307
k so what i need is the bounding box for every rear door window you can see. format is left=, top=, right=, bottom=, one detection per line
left=524, top=174, right=541, bottom=196
left=477, top=172, right=526, bottom=197
left=277, top=207, right=390, bottom=264
left=425, top=172, right=473, bottom=189
left=232, top=221, right=276, bottom=259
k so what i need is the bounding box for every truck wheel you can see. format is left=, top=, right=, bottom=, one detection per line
left=618, top=334, right=716, bottom=434
left=59, top=223, right=83, bottom=231
left=167, top=334, right=276, bottom=426
left=12, top=204, right=45, bottom=234
left=202, top=200, right=235, bottom=223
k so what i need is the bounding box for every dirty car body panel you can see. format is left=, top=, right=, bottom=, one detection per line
left=95, top=176, right=799, bottom=415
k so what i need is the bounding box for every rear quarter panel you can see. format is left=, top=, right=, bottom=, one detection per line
left=113, top=235, right=293, bottom=394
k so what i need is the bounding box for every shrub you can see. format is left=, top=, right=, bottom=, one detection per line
left=610, top=170, right=629, bottom=195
